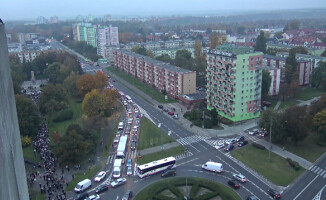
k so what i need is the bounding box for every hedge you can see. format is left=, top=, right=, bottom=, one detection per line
left=252, top=142, right=266, bottom=150
left=52, top=109, right=73, bottom=123
left=286, top=158, right=301, bottom=171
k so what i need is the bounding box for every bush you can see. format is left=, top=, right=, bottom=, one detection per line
left=52, top=109, right=73, bottom=123
left=252, top=142, right=266, bottom=150
left=167, top=184, right=183, bottom=199
left=197, top=191, right=220, bottom=200
left=190, top=183, right=199, bottom=198
left=286, top=158, right=301, bottom=171
left=21, top=136, right=32, bottom=147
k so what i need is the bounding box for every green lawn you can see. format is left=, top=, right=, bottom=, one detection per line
left=283, top=133, right=326, bottom=162
left=278, top=99, right=300, bottom=110
left=23, top=146, right=41, bottom=162
left=137, top=146, right=185, bottom=165
left=135, top=177, right=241, bottom=200
left=29, top=190, right=46, bottom=200
left=66, top=165, right=102, bottom=191
left=231, top=144, right=304, bottom=186
left=138, top=117, right=175, bottom=150
left=107, top=67, right=176, bottom=103
left=297, top=87, right=325, bottom=101
left=48, top=98, right=83, bottom=139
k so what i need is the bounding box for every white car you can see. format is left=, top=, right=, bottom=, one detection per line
left=94, top=171, right=106, bottom=182
left=86, top=194, right=100, bottom=200
left=249, top=129, right=259, bottom=135
left=225, top=139, right=236, bottom=145
left=127, top=166, right=133, bottom=176
left=233, top=173, right=247, bottom=183
left=110, top=178, right=127, bottom=188
left=214, top=142, right=225, bottom=150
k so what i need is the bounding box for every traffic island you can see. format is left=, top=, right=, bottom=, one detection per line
left=134, top=177, right=241, bottom=200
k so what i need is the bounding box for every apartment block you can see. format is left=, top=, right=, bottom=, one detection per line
left=297, top=60, right=311, bottom=86
left=206, top=46, right=263, bottom=122
left=263, top=54, right=286, bottom=81
left=114, top=49, right=196, bottom=98
left=263, top=66, right=281, bottom=96
left=152, top=47, right=194, bottom=59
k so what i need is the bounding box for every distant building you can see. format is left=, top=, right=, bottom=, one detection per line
left=264, top=66, right=281, bottom=96
left=49, top=16, right=59, bottom=24
left=263, top=54, right=286, bottom=81
left=297, top=60, right=311, bottom=86
left=114, top=49, right=196, bottom=98
left=36, top=16, right=48, bottom=24
left=152, top=47, right=194, bottom=59
left=206, top=45, right=263, bottom=122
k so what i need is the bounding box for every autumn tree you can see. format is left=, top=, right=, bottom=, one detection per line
left=39, top=84, right=69, bottom=115
left=15, top=95, right=40, bottom=137
left=259, top=109, right=287, bottom=143
left=209, top=33, right=226, bottom=49
left=146, top=49, right=154, bottom=58
left=194, top=39, right=203, bottom=57
left=255, top=31, right=267, bottom=53
left=155, top=54, right=172, bottom=63
left=313, top=109, right=326, bottom=138
left=63, top=72, right=80, bottom=97
left=94, top=71, right=108, bottom=89
left=45, top=62, right=61, bottom=84
left=284, top=20, right=300, bottom=32
left=76, top=74, right=96, bottom=97
left=311, top=62, right=326, bottom=90
left=289, top=80, right=301, bottom=98
left=321, top=50, right=326, bottom=57
left=262, top=69, right=272, bottom=99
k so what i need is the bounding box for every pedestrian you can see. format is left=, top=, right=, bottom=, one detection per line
left=72, top=174, right=74, bottom=179
left=282, top=146, right=285, bottom=151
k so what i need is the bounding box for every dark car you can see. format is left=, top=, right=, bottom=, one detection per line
left=238, top=140, right=248, bottom=147
left=132, top=135, right=137, bottom=142
left=236, top=135, right=244, bottom=142
left=161, top=169, right=176, bottom=177
left=259, top=131, right=269, bottom=137
left=131, top=141, right=136, bottom=150
left=158, top=105, right=163, bottom=109
left=95, top=185, right=108, bottom=194
left=225, top=144, right=234, bottom=151
left=75, top=192, right=89, bottom=200
left=168, top=111, right=174, bottom=116
left=246, top=195, right=259, bottom=200
left=227, top=180, right=240, bottom=189
left=268, top=189, right=281, bottom=199
left=162, top=108, right=168, bottom=112
left=122, top=190, right=133, bottom=200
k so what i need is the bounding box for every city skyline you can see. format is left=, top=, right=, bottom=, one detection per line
left=1, top=0, right=326, bottom=20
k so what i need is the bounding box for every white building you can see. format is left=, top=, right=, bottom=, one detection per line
left=265, top=67, right=281, bottom=96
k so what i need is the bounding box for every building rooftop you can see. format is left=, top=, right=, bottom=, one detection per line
left=117, top=49, right=195, bottom=74
left=216, top=44, right=255, bottom=55
left=263, top=54, right=286, bottom=61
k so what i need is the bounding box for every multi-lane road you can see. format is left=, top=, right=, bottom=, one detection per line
left=60, top=41, right=326, bottom=200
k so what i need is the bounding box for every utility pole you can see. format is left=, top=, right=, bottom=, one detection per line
left=202, top=110, right=205, bottom=129
left=269, top=118, right=273, bottom=162
left=185, top=148, right=189, bottom=200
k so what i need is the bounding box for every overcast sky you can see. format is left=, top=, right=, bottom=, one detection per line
left=1, top=0, right=326, bottom=20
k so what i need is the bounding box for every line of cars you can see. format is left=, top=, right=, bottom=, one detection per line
left=248, top=128, right=268, bottom=137
left=214, top=135, right=249, bottom=152
left=158, top=104, right=179, bottom=119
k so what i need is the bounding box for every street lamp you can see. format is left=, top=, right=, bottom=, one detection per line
left=184, top=147, right=189, bottom=200
left=268, top=118, right=273, bottom=162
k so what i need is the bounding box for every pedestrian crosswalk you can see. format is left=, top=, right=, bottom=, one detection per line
left=177, top=135, right=211, bottom=146
left=309, top=165, right=326, bottom=178
left=175, top=151, right=193, bottom=160
left=106, top=154, right=115, bottom=165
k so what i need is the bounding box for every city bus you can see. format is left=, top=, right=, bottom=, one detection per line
left=136, top=157, right=176, bottom=178
left=116, top=135, right=128, bottom=158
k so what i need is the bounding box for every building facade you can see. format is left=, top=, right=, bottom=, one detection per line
left=206, top=46, right=263, bottom=122
left=264, top=67, right=281, bottom=96
left=114, top=49, right=196, bottom=98
left=263, top=54, right=286, bottom=81
left=152, top=47, right=194, bottom=59
left=297, top=60, right=311, bottom=86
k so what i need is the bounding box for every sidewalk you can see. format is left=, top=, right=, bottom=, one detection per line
left=138, top=142, right=180, bottom=156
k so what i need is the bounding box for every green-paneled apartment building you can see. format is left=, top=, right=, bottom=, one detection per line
left=206, top=45, right=263, bottom=122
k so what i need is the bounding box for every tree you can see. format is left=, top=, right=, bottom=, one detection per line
left=259, top=109, right=287, bottom=143
left=63, top=72, right=80, bottom=97
left=321, top=50, right=326, bottom=57
left=15, top=95, right=40, bottom=137
left=262, top=69, right=272, bottom=99
left=39, top=84, right=69, bottom=115
left=94, top=71, right=108, bottom=89
left=309, top=95, right=326, bottom=117
left=289, top=80, right=301, bottom=98
left=279, top=83, right=290, bottom=101
left=266, top=48, right=278, bottom=56
left=283, top=106, right=309, bottom=144
left=236, top=26, right=245, bottom=34
left=311, top=62, right=326, bottom=89
left=284, top=20, right=300, bottom=32
left=45, top=62, right=61, bottom=84
left=131, top=46, right=148, bottom=56
left=76, top=74, right=96, bottom=97
left=255, top=31, right=267, bottom=53
left=146, top=49, right=154, bottom=58
left=155, top=54, right=172, bottom=63
left=210, top=108, right=218, bottom=125
left=173, top=50, right=195, bottom=71
left=292, top=47, right=308, bottom=55
left=313, top=109, right=326, bottom=138
left=209, top=33, right=226, bottom=49
left=194, top=39, right=203, bottom=57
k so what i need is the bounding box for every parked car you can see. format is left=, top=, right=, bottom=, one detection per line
left=114, top=136, right=120, bottom=143
left=127, top=166, right=133, bottom=176
left=233, top=173, right=247, bottom=183
left=94, top=171, right=106, bottom=182
left=238, top=140, right=248, bottom=147
left=131, top=141, right=136, bottom=150
left=163, top=108, right=169, bottom=112
left=95, top=184, right=108, bottom=194
left=226, top=139, right=236, bottom=145
left=172, top=114, right=179, bottom=119
left=259, top=131, right=269, bottom=137
left=214, top=142, right=225, bottom=150
left=227, top=180, right=240, bottom=189
left=158, top=105, right=163, bottom=109
left=246, top=195, right=259, bottom=200
left=236, top=135, right=244, bottom=142
left=132, top=135, right=137, bottom=142
left=75, top=192, right=89, bottom=200
left=161, top=169, right=177, bottom=177
left=249, top=129, right=259, bottom=135
left=85, top=194, right=100, bottom=200
left=110, top=178, right=127, bottom=188
left=168, top=111, right=174, bottom=116
left=126, top=159, right=132, bottom=167
left=225, top=144, right=234, bottom=151
left=268, top=189, right=281, bottom=199
left=122, top=190, right=133, bottom=200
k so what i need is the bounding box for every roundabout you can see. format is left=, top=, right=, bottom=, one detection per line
left=134, top=177, right=241, bottom=200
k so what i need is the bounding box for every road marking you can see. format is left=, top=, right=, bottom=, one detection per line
left=293, top=175, right=319, bottom=200
left=317, top=168, right=323, bottom=175
left=320, top=171, right=326, bottom=177
left=314, top=167, right=320, bottom=173
left=311, top=166, right=317, bottom=171
left=312, top=184, right=326, bottom=200
left=116, top=196, right=119, bottom=200
left=177, top=158, right=198, bottom=166
left=323, top=173, right=326, bottom=178
left=309, top=165, right=314, bottom=170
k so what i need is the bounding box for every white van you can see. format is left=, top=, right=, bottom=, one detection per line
left=125, top=95, right=132, bottom=103
left=118, top=122, right=124, bottom=130
left=113, top=159, right=122, bottom=178
left=74, top=179, right=91, bottom=193
left=202, top=161, right=223, bottom=173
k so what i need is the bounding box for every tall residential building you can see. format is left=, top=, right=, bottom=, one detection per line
left=97, top=25, right=119, bottom=58
left=206, top=46, right=263, bottom=122
left=36, top=16, right=48, bottom=24
left=264, top=67, right=281, bottom=96
left=297, top=60, right=311, bottom=86
left=72, top=23, right=96, bottom=47
left=0, top=23, right=29, bottom=200
left=114, top=49, right=196, bottom=98
left=49, top=16, right=59, bottom=24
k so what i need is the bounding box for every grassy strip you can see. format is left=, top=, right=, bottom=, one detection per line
left=138, top=117, right=174, bottom=150
left=29, top=189, right=46, bottom=200
left=297, top=87, right=325, bottom=101
left=278, top=99, right=299, bottom=110
left=66, top=165, right=102, bottom=191
left=107, top=67, right=176, bottom=103
left=231, top=144, right=304, bottom=186
left=23, top=146, right=41, bottom=163
left=134, top=177, right=241, bottom=200
left=283, top=133, right=326, bottom=162
left=137, top=146, right=185, bottom=165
